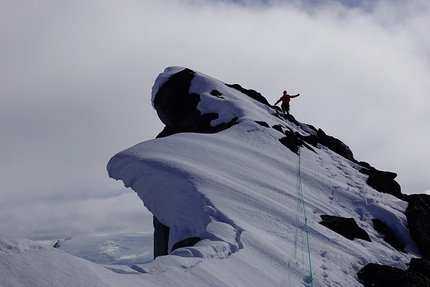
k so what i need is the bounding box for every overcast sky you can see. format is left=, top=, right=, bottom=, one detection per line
left=1, top=0, right=429, bottom=240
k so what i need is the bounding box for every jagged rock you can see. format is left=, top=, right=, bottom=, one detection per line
left=279, top=136, right=298, bottom=154
left=358, top=263, right=430, bottom=287
left=284, top=114, right=300, bottom=126
left=298, top=133, right=319, bottom=148
left=305, top=123, right=318, bottom=133
left=409, top=258, right=430, bottom=280
left=317, top=128, right=356, bottom=162
left=152, top=68, right=201, bottom=131
left=319, top=215, right=371, bottom=242
left=156, top=125, right=177, bottom=138
left=279, top=130, right=301, bottom=154
left=153, top=216, right=170, bottom=258
left=272, top=124, right=284, bottom=134
left=372, top=218, right=405, bottom=252
left=405, top=194, right=430, bottom=259
left=172, top=237, right=201, bottom=252
left=255, top=121, right=270, bottom=128
left=225, top=83, right=270, bottom=106
left=210, top=89, right=224, bottom=98
left=359, top=167, right=403, bottom=199
left=357, top=160, right=372, bottom=169
left=53, top=240, right=61, bottom=248
left=278, top=126, right=316, bottom=154
left=153, top=68, right=238, bottom=135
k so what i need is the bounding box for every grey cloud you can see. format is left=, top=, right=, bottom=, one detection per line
left=1, top=0, right=429, bottom=240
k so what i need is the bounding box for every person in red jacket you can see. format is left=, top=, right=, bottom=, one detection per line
left=274, top=90, right=300, bottom=117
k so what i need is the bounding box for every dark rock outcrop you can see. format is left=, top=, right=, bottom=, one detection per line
left=53, top=240, right=61, bottom=248
left=358, top=263, right=430, bottom=287
left=279, top=130, right=301, bottom=154
left=298, top=132, right=318, bottom=148
left=319, top=215, right=371, bottom=242
left=359, top=167, right=403, bottom=199
left=276, top=125, right=316, bottom=154
left=405, top=194, right=430, bottom=259
left=152, top=68, right=200, bottom=132
left=225, top=83, right=270, bottom=106
left=210, top=89, right=224, bottom=98
left=153, top=68, right=238, bottom=135
left=153, top=216, right=170, bottom=258
left=372, top=218, right=405, bottom=253
left=317, top=128, right=356, bottom=162
left=271, top=124, right=283, bottom=134
left=409, top=258, right=430, bottom=280
left=255, top=121, right=270, bottom=128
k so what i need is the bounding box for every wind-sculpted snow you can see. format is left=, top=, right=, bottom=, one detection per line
left=106, top=67, right=424, bottom=286
left=2, top=67, right=429, bottom=286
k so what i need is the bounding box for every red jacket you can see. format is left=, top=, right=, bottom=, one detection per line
left=275, top=94, right=299, bottom=105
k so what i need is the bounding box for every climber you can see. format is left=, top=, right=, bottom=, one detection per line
left=274, top=90, right=300, bottom=117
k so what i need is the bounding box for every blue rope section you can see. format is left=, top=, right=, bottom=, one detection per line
left=298, top=147, right=314, bottom=287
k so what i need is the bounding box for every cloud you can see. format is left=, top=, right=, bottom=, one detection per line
left=1, top=0, right=429, bottom=239
left=0, top=191, right=153, bottom=240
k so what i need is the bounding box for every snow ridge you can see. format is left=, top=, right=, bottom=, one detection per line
left=2, top=66, right=426, bottom=287
left=106, top=67, right=422, bottom=286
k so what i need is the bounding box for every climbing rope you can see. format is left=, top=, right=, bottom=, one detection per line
left=297, top=147, right=314, bottom=287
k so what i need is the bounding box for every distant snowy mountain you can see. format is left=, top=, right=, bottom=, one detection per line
left=2, top=67, right=430, bottom=286
left=53, top=232, right=153, bottom=266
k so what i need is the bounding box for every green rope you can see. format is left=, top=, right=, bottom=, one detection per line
left=298, top=147, right=314, bottom=287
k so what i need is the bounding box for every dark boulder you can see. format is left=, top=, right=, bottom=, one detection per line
left=297, top=133, right=318, bottom=149
left=305, top=123, right=318, bottom=133
left=225, top=83, right=270, bottom=106
left=255, top=121, right=270, bottom=128
left=153, top=68, right=238, bottom=134
left=359, top=167, right=403, bottom=199
left=279, top=129, right=301, bottom=154
left=372, top=218, right=405, bottom=253
left=271, top=124, right=284, bottom=134
left=210, top=89, right=224, bottom=98
left=319, top=215, right=371, bottom=242
left=156, top=125, right=178, bottom=138
left=316, top=128, right=356, bottom=162
left=405, top=194, right=430, bottom=259
left=152, top=68, right=200, bottom=131
left=409, top=258, right=430, bottom=280
left=358, top=263, right=430, bottom=287
left=285, top=114, right=300, bottom=126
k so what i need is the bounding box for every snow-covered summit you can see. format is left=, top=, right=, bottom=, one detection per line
left=107, top=67, right=430, bottom=286
left=3, top=67, right=429, bottom=287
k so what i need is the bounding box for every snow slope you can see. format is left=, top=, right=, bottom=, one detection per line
left=0, top=67, right=421, bottom=287
left=106, top=67, right=420, bottom=286
left=0, top=235, right=144, bottom=287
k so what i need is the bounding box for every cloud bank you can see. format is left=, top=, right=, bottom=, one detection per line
left=1, top=0, right=429, bottom=239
